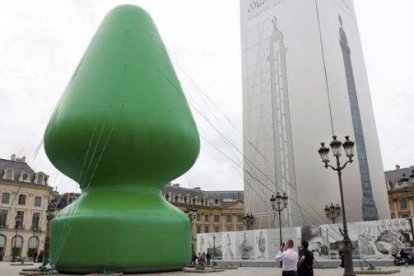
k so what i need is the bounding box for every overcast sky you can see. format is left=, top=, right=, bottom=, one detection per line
left=0, top=0, right=413, bottom=193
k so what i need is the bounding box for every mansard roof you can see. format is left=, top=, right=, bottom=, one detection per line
left=163, top=183, right=243, bottom=205
left=385, top=166, right=414, bottom=185
left=0, top=158, right=36, bottom=180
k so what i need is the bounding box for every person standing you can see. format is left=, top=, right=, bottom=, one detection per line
left=199, top=252, right=206, bottom=266
left=191, top=251, right=197, bottom=265
left=206, top=252, right=211, bottom=266
left=298, top=240, right=314, bottom=276
left=197, top=252, right=202, bottom=265
left=276, top=240, right=298, bottom=276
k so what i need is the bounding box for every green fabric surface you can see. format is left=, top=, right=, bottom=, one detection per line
left=44, top=4, right=200, bottom=273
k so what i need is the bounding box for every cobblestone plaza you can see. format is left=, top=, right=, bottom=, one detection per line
left=1, top=262, right=413, bottom=276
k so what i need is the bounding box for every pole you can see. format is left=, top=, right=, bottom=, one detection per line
left=42, top=215, right=51, bottom=268
left=278, top=209, right=283, bottom=246
left=213, top=235, right=216, bottom=266
left=191, top=217, right=194, bottom=252
left=12, top=225, right=18, bottom=262
left=336, top=155, right=355, bottom=276
left=326, top=227, right=330, bottom=260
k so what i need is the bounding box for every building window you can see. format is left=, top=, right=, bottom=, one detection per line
left=237, top=215, right=243, bottom=223
left=214, top=215, right=220, bottom=223
left=238, top=226, right=244, bottom=231
left=37, top=174, right=44, bottom=184
left=19, top=172, right=30, bottom=182
left=32, top=212, right=40, bottom=230
left=226, top=225, right=233, bottom=232
left=1, top=193, right=10, bottom=204
left=226, top=215, right=232, bottom=223
left=34, top=196, right=42, bottom=207
left=204, top=226, right=209, bottom=233
left=402, top=214, right=409, bottom=218
left=196, top=226, right=201, bottom=233
left=214, top=226, right=220, bottom=233
left=28, top=236, right=39, bottom=249
left=0, top=234, right=5, bottom=248
left=0, top=209, right=8, bottom=228
left=400, top=199, right=408, bottom=210
left=11, top=235, right=23, bottom=248
left=196, top=214, right=201, bottom=221
left=16, top=211, right=24, bottom=229
left=3, top=169, right=13, bottom=180
left=204, top=215, right=209, bottom=222
left=18, top=195, right=26, bottom=205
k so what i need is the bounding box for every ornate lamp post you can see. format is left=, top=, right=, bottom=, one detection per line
left=185, top=207, right=197, bottom=252
left=212, top=234, right=217, bottom=266
left=241, top=213, right=254, bottom=230
left=32, top=223, right=41, bottom=262
left=270, top=192, right=288, bottom=246
left=12, top=214, right=23, bottom=262
left=318, top=135, right=355, bottom=276
left=324, top=203, right=341, bottom=224
left=41, top=201, right=56, bottom=269
left=185, top=207, right=197, bottom=223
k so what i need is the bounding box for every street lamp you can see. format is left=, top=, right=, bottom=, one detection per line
left=318, top=135, right=355, bottom=276
left=184, top=207, right=197, bottom=252
left=324, top=203, right=341, bottom=224
left=212, top=234, right=217, bottom=266
left=32, top=223, right=41, bottom=262
left=185, top=207, right=197, bottom=223
left=241, top=213, right=254, bottom=230
left=270, top=192, right=288, bottom=246
left=41, top=201, right=56, bottom=269
left=12, top=214, right=23, bottom=262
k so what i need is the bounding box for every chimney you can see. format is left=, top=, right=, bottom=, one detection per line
left=172, top=183, right=180, bottom=187
left=193, top=187, right=201, bottom=190
left=396, top=165, right=400, bottom=170
left=11, top=154, right=16, bottom=161
left=16, top=156, right=26, bottom=162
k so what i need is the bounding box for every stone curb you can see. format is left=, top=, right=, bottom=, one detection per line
left=355, top=269, right=401, bottom=275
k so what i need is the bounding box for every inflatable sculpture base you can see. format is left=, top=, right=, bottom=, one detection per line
left=44, top=5, right=199, bottom=273
left=51, top=186, right=190, bottom=273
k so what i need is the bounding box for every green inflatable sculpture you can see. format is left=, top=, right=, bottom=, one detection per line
left=44, top=5, right=200, bottom=273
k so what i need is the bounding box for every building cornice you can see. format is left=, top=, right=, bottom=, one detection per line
left=1, top=179, right=53, bottom=191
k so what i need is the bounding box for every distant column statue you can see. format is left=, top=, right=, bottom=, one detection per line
left=339, top=15, right=378, bottom=220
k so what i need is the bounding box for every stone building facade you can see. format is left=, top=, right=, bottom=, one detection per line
left=0, top=154, right=54, bottom=261
left=385, top=165, right=414, bottom=219
left=163, top=184, right=245, bottom=249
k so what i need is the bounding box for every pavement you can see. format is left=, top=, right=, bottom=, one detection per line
left=1, top=262, right=413, bottom=276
